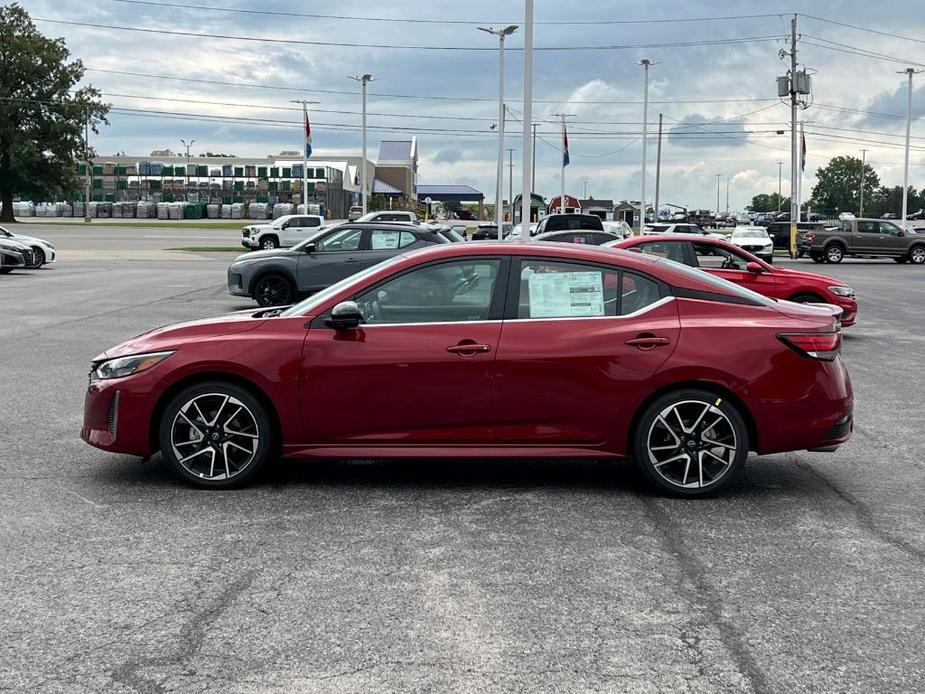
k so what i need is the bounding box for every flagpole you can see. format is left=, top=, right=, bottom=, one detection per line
left=290, top=99, right=319, bottom=214
left=553, top=112, right=572, bottom=213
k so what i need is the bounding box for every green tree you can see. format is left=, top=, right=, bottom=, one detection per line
left=0, top=3, right=109, bottom=222
left=748, top=192, right=790, bottom=213
left=810, top=156, right=879, bottom=217
left=866, top=186, right=922, bottom=218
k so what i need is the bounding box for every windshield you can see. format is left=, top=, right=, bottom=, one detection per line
left=656, top=257, right=777, bottom=307
left=0, top=226, right=11, bottom=237
left=280, top=254, right=407, bottom=317
left=732, top=228, right=769, bottom=239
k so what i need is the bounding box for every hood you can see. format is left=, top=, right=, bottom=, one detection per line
left=96, top=310, right=268, bottom=361
left=232, top=248, right=294, bottom=262
left=0, top=237, right=30, bottom=251
left=10, top=233, right=44, bottom=245
left=771, top=265, right=845, bottom=287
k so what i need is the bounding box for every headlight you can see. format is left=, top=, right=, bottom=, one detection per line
left=828, top=285, right=855, bottom=298
left=92, top=351, right=174, bottom=381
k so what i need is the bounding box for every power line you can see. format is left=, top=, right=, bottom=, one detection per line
left=801, top=36, right=925, bottom=69
left=799, top=13, right=925, bottom=47
left=106, top=1, right=785, bottom=27
left=84, top=67, right=779, bottom=106
left=34, top=18, right=783, bottom=52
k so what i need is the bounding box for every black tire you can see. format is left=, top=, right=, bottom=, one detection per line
left=810, top=253, right=825, bottom=264
left=909, top=245, right=925, bottom=265
left=253, top=273, right=295, bottom=307
left=790, top=292, right=824, bottom=304
left=0, top=267, right=12, bottom=274
left=260, top=236, right=279, bottom=250
left=31, top=247, right=45, bottom=268
left=631, top=388, right=749, bottom=497
left=825, top=243, right=845, bottom=264
left=158, top=381, right=274, bottom=489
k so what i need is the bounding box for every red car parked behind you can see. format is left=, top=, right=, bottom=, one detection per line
left=83, top=243, right=853, bottom=497
left=608, top=235, right=858, bottom=327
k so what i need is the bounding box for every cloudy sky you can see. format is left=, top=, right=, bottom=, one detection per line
left=18, top=0, right=925, bottom=211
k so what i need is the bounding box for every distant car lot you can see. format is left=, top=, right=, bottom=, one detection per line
left=2, top=223, right=924, bottom=692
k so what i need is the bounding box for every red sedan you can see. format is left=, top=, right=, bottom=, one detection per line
left=82, top=243, right=853, bottom=497
left=608, top=235, right=858, bottom=326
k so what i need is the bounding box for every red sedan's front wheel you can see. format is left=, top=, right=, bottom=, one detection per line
left=159, top=381, right=275, bottom=489
left=632, top=389, right=749, bottom=497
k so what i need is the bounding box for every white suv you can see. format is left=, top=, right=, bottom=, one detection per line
left=242, top=214, right=325, bottom=250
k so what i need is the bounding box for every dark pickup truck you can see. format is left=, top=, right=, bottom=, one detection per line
left=799, top=218, right=925, bottom=264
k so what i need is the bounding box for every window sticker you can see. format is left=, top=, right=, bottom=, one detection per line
left=528, top=271, right=604, bottom=317
left=371, top=231, right=401, bottom=249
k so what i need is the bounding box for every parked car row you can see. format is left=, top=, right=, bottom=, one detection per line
left=0, top=226, right=56, bottom=273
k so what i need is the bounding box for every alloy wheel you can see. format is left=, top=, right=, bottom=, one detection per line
left=262, top=238, right=277, bottom=250
left=646, top=400, right=738, bottom=490
left=170, top=393, right=259, bottom=481
left=826, top=245, right=844, bottom=263
left=255, top=276, right=292, bottom=306
left=910, top=246, right=925, bottom=264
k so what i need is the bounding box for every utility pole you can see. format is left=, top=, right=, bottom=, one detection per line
left=899, top=68, right=923, bottom=226
left=553, top=112, right=574, bottom=214
left=180, top=139, right=195, bottom=197
left=349, top=74, right=373, bottom=215
left=639, top=59, right=656, bottom=233
left=725, top=176, right=730, bottom=214
left=84, top=113, right=91, bottom=223
left=520, top=0, right=534, bottom=240
left=478, top=24, right=518, bottom=239
left=290, top=99, right=320, bottom=213
left=506, top=147, right=515, bottom=221
left=788, top=14, right=799, bottom=257
left=583, top=178, right=589, bottom=199
left=654, top=113, right=663, bottom=217
left=716, top=174, right=721, bottom=215
left=777, top=161, right=783, bottom=212
left=859, top=148, right=868, bottom=217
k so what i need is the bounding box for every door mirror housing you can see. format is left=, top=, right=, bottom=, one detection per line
left=301, top=242, right=316, bottom=253
left=327, top=301, right=362, bottom=329
left=746, top=261, right=765, bottom=274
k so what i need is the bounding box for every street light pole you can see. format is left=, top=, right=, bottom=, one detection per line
left=349, top=74, right=373, bottom=215
left=520, top=0, right=534, bottom=241
left=716, top=174, right=721, bottom=216
left=899, top=67, right=923, bottom=226
left=507, top=147, right=515, bottom=221
left=725, top=175, right=730, bottom=214
left=478, top=24, right=518, bottom=239
left=859, top=148, right=868, bottom=217
left=777, top=161, right=783, bottom=212
left=84, top=113, right=91, bottom=223
left=180, top=139, right=195, bottom=197
left=639, top=58, right=655, bottom=234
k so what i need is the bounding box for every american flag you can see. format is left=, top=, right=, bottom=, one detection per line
left=304, top=103, right=313, bottom=159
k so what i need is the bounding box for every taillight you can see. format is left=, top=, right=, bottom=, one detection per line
left=805, top=232, right=815, bottom=242
left=777, top=332, right=841, bottom=361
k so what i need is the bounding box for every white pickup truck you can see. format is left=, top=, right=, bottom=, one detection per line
left=241, top=214, right=325, bottom=250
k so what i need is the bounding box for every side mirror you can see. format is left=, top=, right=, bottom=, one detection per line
left=327, top=301, right=362, bottom=329
left=897, top=230, right=905, bottom=237
left=279, top=222, right=289, bottom=229
left=746, top=261, right=765, bottom=274
left=302, top=242, right=316, bottom=253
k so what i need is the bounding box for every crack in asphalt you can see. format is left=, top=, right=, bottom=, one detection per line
left=641, top=497, right=773, bottom=694
left=108, top=569, right=258, bottom=693
left=795, top=460, right=925, bottom=563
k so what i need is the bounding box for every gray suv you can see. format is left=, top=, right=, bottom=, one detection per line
left=227, top=223, right=447, bottom=306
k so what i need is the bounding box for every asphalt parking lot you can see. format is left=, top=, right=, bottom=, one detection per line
left=1, top=223, right=923, bottom=693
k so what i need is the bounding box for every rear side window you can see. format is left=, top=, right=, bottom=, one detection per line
left=304, top=217, right=321, bottom=227
left=637, top=241, right=688, bottom=264
left=369, top=229, right=417, bottom=250
left=515, top=260, right=662, bottom=318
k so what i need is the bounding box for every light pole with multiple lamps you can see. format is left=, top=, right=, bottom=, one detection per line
left=180, top=138, right=195, bottom=195
left=478, top=24, right=517, bottom=239
left=639, top=59, right=656, bottom=233
left=899, top=67, right=923, bottom=226
left=349, top=74, right=373, bottom=215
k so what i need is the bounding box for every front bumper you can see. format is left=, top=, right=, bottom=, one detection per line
left=227, top=267, right=251, bottom=297
left=82, top=375, right=159, bottom=456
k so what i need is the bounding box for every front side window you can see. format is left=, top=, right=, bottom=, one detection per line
left=369, top=229, right=417, bottom=250
left=315, top=227, right=363, bottom=252
left=355, top=259, right=501, bottom=324
left=691, top=242, right=749, bottom=270
left=879, top=222, right=901, bottom=236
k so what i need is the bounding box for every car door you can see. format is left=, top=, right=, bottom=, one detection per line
left=492, top=258, right=680, bottom=444
left=289, top=215, right=321, bottom=245
left=879, top=221, right=906, bottom=255
left=280, top=217, right=303, bottom=246
left=296, top=225, right=365, bottom=291
left=300, top=257, right=507, bottom=444
left=691, top=241, right=780, bottom=297
left=853, top=220, right=882, bottom=254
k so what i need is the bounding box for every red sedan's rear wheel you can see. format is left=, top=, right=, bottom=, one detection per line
left=158, top=381, right=274, bottom=489
left=632, top=389, right=749, bottom=497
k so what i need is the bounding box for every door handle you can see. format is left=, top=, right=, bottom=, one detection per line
left=446, top=342, right=492, bottom=355
left=344, top=257, right=359, bottom=263
left=625, top=335, right=671, bottom=350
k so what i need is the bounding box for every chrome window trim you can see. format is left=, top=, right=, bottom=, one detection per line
left=358, top=296, right=675, bottom=328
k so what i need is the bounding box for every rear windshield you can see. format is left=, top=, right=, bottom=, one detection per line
left=656, top=257, right=777, bottom=306
left=546, top=215, right=605, bottom=232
